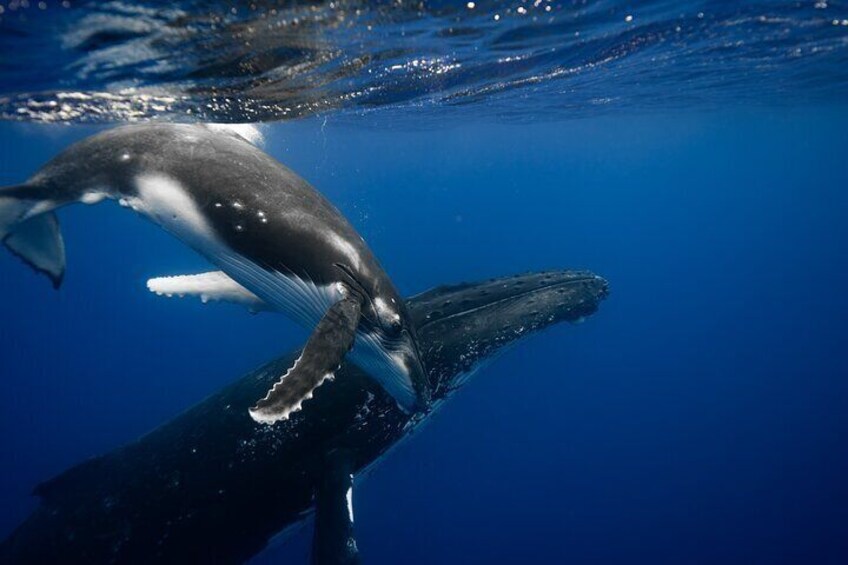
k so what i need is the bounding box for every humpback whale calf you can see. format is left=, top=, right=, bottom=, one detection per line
left=0, top=124, right=428, bottom=422
left=0, top=269, right=609, bottom=564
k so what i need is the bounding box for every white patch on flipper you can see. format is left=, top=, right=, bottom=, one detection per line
left=248, top=366, right=335, bottom=425
left=203, top=124, right=265, bottom=147
left=346, top=484, right=354, bottom=523
left=147, top=271, right=269, bottom=311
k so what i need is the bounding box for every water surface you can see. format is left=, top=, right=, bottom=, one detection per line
left=1, top=1, right=847, bottom=563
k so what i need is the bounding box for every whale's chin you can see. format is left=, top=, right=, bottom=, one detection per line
left=348, top=331, right=422, bottom=413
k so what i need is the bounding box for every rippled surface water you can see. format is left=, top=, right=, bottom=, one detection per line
left=1, top=0, right=847, bottom=124
left=2, top=2, right=848, bottom=564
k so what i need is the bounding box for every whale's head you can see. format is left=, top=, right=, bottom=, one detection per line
left=336, top=264, right=430, bottom=414
left=408, top=270, right=610, bottom=397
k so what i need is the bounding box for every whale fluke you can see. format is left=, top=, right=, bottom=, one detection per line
left=1, top=211, right=65, bottom=289
left=250, top=293, right=362, bottom=424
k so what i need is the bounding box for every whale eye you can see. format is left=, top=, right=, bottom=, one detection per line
left=373, top=296, right=403, bottom=336
left=387, top=316, right=403, bottom=336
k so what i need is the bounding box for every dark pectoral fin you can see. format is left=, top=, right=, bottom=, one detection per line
left=249, top=294, right=361, bottom=424
left=311, top=449, right=360, bottom=565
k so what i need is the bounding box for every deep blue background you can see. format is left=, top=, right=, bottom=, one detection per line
left=1, top=108, right=847, bottom=564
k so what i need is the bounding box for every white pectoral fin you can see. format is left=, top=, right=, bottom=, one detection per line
left=2, top=211, right=65, bottom=288
left=146, top=271, right=269, bottom=312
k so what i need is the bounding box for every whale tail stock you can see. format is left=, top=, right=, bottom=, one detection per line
left=0, top=183, right=66, bottom=288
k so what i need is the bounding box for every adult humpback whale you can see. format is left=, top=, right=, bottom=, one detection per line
left=0, top=124, right=428, bottom=422
left=0, top=269, right=608, bottom=565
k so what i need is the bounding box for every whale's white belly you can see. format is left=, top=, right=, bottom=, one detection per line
left=118, top=173, right=341, bottom=328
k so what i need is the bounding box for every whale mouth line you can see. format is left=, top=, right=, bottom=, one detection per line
left=333, top=262, right=368, bottom=299
left=417, top=274, right=607, bottom=331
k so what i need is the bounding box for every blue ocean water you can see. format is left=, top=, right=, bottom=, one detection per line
left=2, top=1, right=848, bottom=564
